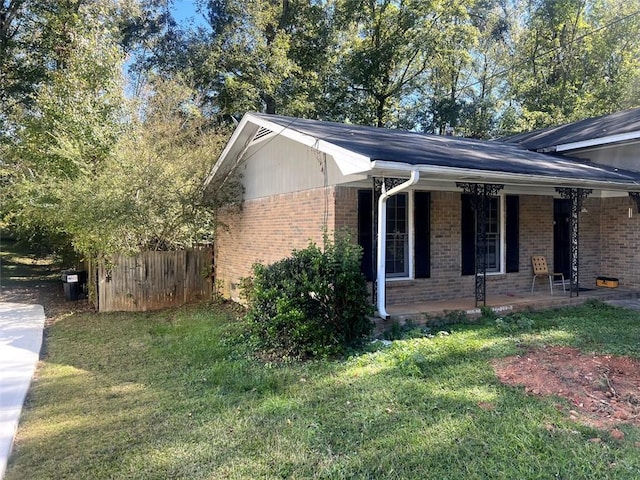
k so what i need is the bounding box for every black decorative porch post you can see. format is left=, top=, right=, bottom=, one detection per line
left=556, top=188, right=592, bottom=297
left=457, top=183, right=504, bottom=307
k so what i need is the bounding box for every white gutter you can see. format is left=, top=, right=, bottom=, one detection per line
left=371, top=160, right=640, bottom=192
left=376, top=169, right=420, bottom=319
left=550, top=131, right=640, bottom=153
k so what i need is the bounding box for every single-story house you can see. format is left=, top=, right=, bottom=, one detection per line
left=206, top=108, right=640, bottom=318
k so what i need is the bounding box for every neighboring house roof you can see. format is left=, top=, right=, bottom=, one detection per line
left=207, top=112, right=640, bottom=190
left=499, top=108, right=640, bottom=153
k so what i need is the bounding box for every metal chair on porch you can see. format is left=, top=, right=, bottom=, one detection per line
left=531, top=255, right=566, bottom=295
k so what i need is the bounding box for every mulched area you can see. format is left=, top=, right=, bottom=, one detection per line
left=493, top=346, right=640, bottom=436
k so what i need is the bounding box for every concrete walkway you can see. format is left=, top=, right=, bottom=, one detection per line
left=0, top=303, right=45, bottom=480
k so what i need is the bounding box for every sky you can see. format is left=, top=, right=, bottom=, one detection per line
left=171, top=0, right=208, bottom=27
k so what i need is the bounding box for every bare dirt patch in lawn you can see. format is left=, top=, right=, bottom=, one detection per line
left=493, top=346, right=640, bottom=433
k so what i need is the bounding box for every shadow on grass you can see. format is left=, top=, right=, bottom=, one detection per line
left=1, top=239, right=62, bottom=288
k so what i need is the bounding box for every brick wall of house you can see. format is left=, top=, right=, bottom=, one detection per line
left=579, top=197, right=602, bottom=288
left=599, top=196, right=640, bottom=289
left=334, top=186, right=358, bottom=236
left=215, top=186, right=340, bottom=301
left=515, top=194, right=555, bottom=292
left=216, top=186, right=634, bottom=306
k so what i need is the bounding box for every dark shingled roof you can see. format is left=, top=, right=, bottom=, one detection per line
left=253, top=113, right=640, bottom=186
left=498, top=108, right=640, bottom=151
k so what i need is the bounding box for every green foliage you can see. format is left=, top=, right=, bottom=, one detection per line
left=58, top=77, right=230, bottom=257
left=2, top=0, right=128, bottom=257
left=385, top=321, right=405, bottom=341
left=5, top=73, right=230, bottom=259
left=583, top=298, right=611, bottom=311
left=244, top=235, right=373, bottom=359
left=1, top=2, right=233, bottom=261
left=495, top=313, right=536, bottom=333
left=480, top=305, right=497, bottom=320
left=510, top=0, right=640, bottom=129
left=180, top=0, right=335, bottom=118
left=334, top=0, right=473, bottom=128
left=11, top=1, right=127, bottom=179
left=140, top=0, right=527, bottom=134
left=0, top=1, right=46, bottom=134
left=383, top=320, right=433, bottom=341
left=426, top=309, right=468, bottom=326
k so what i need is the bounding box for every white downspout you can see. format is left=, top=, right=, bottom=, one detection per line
left=376, top=169, right=420, bottom=319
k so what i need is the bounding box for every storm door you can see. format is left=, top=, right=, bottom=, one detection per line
left=553, top=199, right=571, bottom=278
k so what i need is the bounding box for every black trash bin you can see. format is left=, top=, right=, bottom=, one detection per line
left=62, top=270, right=87, bottom=301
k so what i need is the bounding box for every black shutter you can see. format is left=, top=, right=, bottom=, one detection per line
left=461, top=193, right=475, bottom=275
left=414, top=191, right=431, bottom=278
left=357, top=190, right=374, bottom=281
left=506, top=195, right=520, bottom=273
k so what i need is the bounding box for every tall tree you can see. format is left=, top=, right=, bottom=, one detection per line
left=579, top=0, right=640, bottom=114
left=509, top=0, right=640, bottom=129
left=0, top=0, right=47, bottom=137
left=456, top=0, right=512, bottom=138
left=185, top=0, right=335, bottom=118
left=334, top=0, right=439, bottom=127
left=13, top=1, right=126, bottom=179
left=61, top=78, right=230, bottom=257
left=396, top=0, right=512, bottom=137
left=3, top=0, right=127, bottom=254
left=333, top=0, right=503, bottom=130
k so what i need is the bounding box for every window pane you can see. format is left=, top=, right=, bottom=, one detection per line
left=386, top=193, right=408, bottom=277
left=485, top=197, right=500, bottom=272
left=486, top=233, right=499, bottom=271
left=461, top=194, right=503, bottom=275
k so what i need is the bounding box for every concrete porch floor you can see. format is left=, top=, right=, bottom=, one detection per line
left=381, top=285, right=640, bottom=327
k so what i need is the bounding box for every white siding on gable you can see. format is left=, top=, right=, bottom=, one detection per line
left=573, top=142, right=640, bottom=172
left=241, top=134, right=367, bottom=200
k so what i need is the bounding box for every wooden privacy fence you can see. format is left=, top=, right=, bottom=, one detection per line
left=96, top=247, right=213, bottom=312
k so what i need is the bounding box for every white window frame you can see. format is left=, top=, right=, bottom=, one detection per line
left=485, top=194, right=506, bottom=275
left=384, top=192, right=413, bottom=279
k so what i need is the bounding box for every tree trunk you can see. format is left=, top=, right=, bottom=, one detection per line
left=376, top=97, right=385, bottom=127
left=262, top=93, right=276, bottom=114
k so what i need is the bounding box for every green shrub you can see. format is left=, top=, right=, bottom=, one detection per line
left=243, top=235, right=373, bottom=359
left=583, top=298, right=611, bottom=311
left=495, top=312, right=535, bottom=333
left=383, top=320, right=433, bottom=341
left=426, top=310, right=468, bottom=326
left=480, top=305, right=497, bottom=320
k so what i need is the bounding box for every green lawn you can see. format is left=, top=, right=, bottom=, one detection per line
left=6, top=302, right=640, bottom=479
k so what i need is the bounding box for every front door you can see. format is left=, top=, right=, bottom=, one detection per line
left=553, top=199, right=571, bottom=278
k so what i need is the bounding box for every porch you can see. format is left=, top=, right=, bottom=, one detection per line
left=380, top=285, right=640, bottom=329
